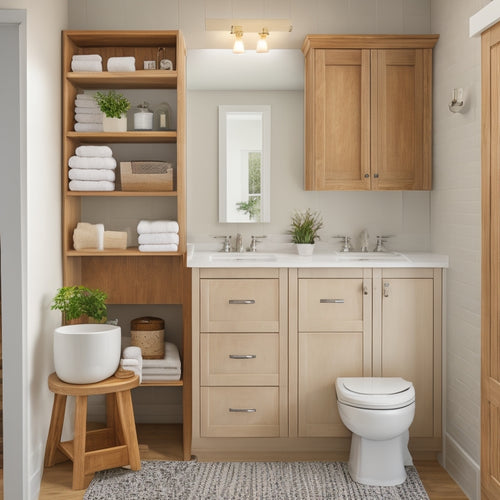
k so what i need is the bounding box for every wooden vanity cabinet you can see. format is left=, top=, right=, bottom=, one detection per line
left=302, top=35, right=438, bottom=191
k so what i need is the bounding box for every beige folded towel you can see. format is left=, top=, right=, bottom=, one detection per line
left=73, top=222, right=104, bottom=250
left=104, top=230, right=127, bottom=250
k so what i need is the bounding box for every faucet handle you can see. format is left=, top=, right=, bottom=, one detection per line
left=332, top=235, right=352, bottom=252
left=213, top=235, right=231, bottom=252
left=249, top=235, right=266, bottom=252
left=374, top=235, right=393, bottom=252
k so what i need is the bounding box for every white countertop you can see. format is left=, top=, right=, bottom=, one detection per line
left=187, top=250, right=449, bottom=269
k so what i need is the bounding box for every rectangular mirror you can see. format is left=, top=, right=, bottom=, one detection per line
left=219, top=105, right=271, bottom=223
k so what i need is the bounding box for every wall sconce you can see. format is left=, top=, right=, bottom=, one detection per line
left=231, top=25, right=245, bottom=54
left=256, top=28, right=269, bottom=53
left=449, top=88, right=465, bottom=113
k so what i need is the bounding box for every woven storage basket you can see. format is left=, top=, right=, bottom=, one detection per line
left=131, top=316, right=165, bottom=359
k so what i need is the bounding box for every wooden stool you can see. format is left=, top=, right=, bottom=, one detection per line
left=44, top=372, right=141, bottom=490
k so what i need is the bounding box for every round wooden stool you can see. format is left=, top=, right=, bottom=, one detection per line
left=44, top=372, right=141, bottom=490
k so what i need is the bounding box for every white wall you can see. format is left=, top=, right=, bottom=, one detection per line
left=0, top=2, right=67, bottom=499
left=430, top=1, right=486, bottom=499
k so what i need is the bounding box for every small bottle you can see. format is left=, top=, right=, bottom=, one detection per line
left=133, top=102, right=153, bottom=130
left=153, top=102, right=172, bottom=131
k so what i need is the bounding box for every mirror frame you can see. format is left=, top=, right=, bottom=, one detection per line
left=218, top=104, right=271, bottom=223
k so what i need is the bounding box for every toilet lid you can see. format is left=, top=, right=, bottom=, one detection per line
left=336, top=377, right=415, bottom=410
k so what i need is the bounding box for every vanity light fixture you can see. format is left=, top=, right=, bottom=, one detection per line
left=256, top=28, right=269, bottom=53
left=231, top=25, right=245, bottom=54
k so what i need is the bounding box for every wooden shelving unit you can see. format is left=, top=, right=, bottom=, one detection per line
left=62, top=30, right=191, bottom=460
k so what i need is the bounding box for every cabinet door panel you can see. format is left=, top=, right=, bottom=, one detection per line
left=381, top=278, right=434, bottom=437
left=298, top=332, right=366, bottom=437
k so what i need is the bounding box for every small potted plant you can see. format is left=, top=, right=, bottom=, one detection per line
left=289, top=208, right=323, bottom=256
left=51, top=286, right=121, bottom=384
left=94, top=90, right=131, bottom=132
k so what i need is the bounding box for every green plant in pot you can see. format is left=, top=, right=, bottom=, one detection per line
left=289, top=208, right=323, bottom=256
left=94, top=90, right=130, bottom=132
left=51, top=286, right=121, bottom=384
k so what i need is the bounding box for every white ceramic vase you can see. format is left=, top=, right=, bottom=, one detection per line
left=296, top=243, right=315, bottom=256
left=54, top=324, right=121, bottom=384
left=102, top=115, right=127, bottom=132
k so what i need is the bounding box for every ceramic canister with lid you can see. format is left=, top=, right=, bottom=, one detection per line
left=133, top=102, right=153, bottom=130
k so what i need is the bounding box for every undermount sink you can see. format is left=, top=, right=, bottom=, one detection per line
left=209, top=253, right=277, bottom=262
left=335, top=252, right=411, bottom=262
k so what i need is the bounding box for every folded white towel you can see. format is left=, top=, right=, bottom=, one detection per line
left=75, top=112, right=103, bottom=123
left=120, top=358, right=139, bottom=367
left=142, top=367, right=181, bottom=376
left=69, top=156, right=116, bottom=170
left=142, top=342, right=181, bottom=369
left=75, top=145, right=113, bottom=158
left=72, top=54, right=102, bottom=62
left=69, top=168, right=115, bottom=182
left=107, top=56, right=136, bottom=72
left=69, top=180, right=115, bottom=191
left=74, top=123, right=104, bottom=132
left=71, top=60, right=102, bottom=72
left=75, top=93, right=97, bottom=102
left=139, top=244, right=178, bottom=252
left=123, top=346, right=142, bottom=360
left=137, top=220, right=179, bottom=234
left=138, top=233, right=180, bottom=245
left=141, top=373, right=181, bottom=381
left=74, top=104, right=101, bottom=113
left=120, top=360, right=142, bottom=382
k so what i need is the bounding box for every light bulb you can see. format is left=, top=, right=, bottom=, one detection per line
left=232, top=26, right=244, bottom=54
left=256, top=29, right=269, bottom=53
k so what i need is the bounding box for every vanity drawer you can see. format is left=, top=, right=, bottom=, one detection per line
left=200, top=333, right=279, bottom=386
left=299, top=278, right=364, bottom=332
left=200, top=279, right=279, bottom=332
left=201, top=387, right=280, bottom=437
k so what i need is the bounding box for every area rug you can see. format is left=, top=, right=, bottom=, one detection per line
left=84, top=461, right=429, bottom=500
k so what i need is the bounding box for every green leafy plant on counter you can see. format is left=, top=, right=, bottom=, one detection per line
left=289, top=208, right=323, bottom=244
left=94, top=90, right=131, bottom=118
left=51, top=285, right=108, bottom=324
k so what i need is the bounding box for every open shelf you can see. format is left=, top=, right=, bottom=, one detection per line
left=66, top=190, right=177, bottom=197
left=67, top=248, right=183, bottom=257
left=140, top=379, right=183, bottom=387
left=66, top=70, right=178, bottom=89
left=67, top=131, right=177, bottom=143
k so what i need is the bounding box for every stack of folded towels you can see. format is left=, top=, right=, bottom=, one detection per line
left=71, top=54, right=102, bottom=72
left=142, top=342, right=181, bottom=382
left=107, top=56, right=136, bottom=72
left=73, top=222, right=127, bottom=251
left=120, top=346, right=142, bottom=383
left=74, top=93, right=103, bottom=132
left=68, top=145, right=116, bottom=191
left=137, top=220, right=179, bottom=252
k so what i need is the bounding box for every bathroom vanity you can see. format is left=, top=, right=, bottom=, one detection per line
left=189, top=252, right=447, bottom=461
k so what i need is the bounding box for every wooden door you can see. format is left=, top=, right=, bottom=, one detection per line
left=372, top=48, right=432, bottom=190
left=305, top=48, right=371, bottom=190
left=481, top=22, right=500, bottom=499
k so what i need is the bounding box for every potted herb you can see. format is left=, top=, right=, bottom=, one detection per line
left=94, top=90, right=131, bottom=132
left=51, top=286, right=121, bottom=384
left=289, top=209, right=323, bottom=255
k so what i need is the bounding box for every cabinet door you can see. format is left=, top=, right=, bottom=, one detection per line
left=372, top=49, right=432, bottom=190
left=298, top=332, right=367, bottom=437
left=305, top=49, right=371, bottom=190
left=380, top=278, right=434, bottom=437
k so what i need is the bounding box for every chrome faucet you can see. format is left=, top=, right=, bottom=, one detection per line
left=373, top=235, right=392, bottom=252
left=249, top=235, right=266, bottom=252
left=214, top=235, right=231, bottom=252
left=235, top=233, right=244, bottom=252
left=359, top=229, right=369, bottom=252
left=333, top=235, right=352, bottom=252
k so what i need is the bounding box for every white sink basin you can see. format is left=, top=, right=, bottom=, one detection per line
left=209, top=253, right=277, bottom=262
left=335, top=252, right=411, bottom=262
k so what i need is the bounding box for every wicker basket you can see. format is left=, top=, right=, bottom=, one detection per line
left=120, top=161, right=174, bottom=192
left=130, top=316, right=165, bottom=359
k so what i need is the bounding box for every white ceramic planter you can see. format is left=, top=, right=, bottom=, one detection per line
left=296, top=243, right=315, bottom=256
left=54, top=324, right=121, bottom=384
left=102, top=115, right=127, bottom=132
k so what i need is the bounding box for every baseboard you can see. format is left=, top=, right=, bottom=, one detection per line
left=30, top=443, right=44, bottom=500
left=443, top=433, right=480, bottom=500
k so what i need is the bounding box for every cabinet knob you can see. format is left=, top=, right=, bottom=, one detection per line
left=383, top=282, right=390, bottom=297
left=363, top=286, right=369, bottom=295
left=364, top=173, right=370, bottom=178
left=374, top=173, right=379, bottom=178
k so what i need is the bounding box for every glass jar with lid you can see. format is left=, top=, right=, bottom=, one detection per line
left=153, top=102, right=172, bottom=131
left=133, top=102, right=153, bottom=130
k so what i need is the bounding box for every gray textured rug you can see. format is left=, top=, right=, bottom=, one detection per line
left=84, top=461, right=429, bottom=499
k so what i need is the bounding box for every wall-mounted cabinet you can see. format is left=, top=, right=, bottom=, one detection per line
left=302, top=35, right=439, bottom=191
left=62, top=30, right=191, bottom=459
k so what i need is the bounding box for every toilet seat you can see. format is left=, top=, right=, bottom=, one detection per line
left=336, top=377, right=415, bottom=410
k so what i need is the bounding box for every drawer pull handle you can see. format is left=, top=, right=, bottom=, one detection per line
left=229, top=408, right=257, bottom=413
left=229, top=354, right=257, bottom=359
left=228, top=299, right=255, bottom=305
left=363, top=286, right=369, bottom=295
left=320, top=299, right=344, bottom=304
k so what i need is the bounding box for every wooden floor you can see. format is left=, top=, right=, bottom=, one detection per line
left=2, top=424, right=468, bottom=500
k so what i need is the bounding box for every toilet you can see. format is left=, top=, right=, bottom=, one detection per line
left=336, top=377, right=415, bottom=486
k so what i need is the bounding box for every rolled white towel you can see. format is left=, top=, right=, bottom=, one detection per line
left=71, top=60, right=102, bottom=72
left=72, top=54, right=102, bottom=62
left=107, top=56, right=136, bottom=72
left=74, top=105, right=101, bottom=113
left=74, top=123, right=103, bottom=132
left=75, top=145, right=113, bottom=158
left=69, top=168, right=115, bottom=182
left=120, top=358, right=139, bottom=367
left=142, top=373, right=181, bottom=381
left=139, top=244, right=178, bottom=252
left=75, top=112, right=103, bottom=123
left=119, top=360, right=141, bottom=383
left=69, top=156, right=116, bottom=169
left=138, top=233, right=180, bottom=245
left=69, top=180, right=115, bottom=191
left=123, top=346, right=142, bottom=361
left=137, top=220, right=179, bottom=234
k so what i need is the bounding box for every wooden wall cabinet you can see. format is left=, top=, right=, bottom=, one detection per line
left=302, top=35, right=439, bottom=191
left=62, top=31, right=191, bottom=460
